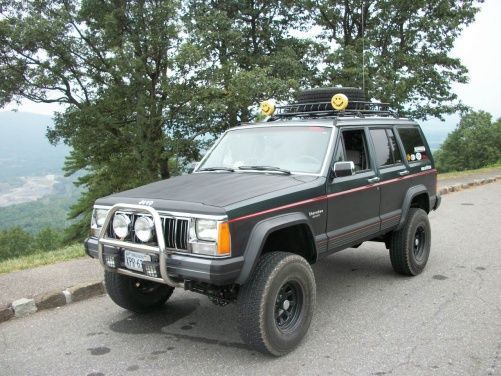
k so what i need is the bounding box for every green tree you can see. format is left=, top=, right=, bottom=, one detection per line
left=309, top=0, right=483, bottom=119
left=33, top=227, right=64, bottom=252
left=0, top=226, right=33, bottom=260
left=435, top=110, right=501, bottom=172
left=182, top=0, right=322, bottom=132
left=0, top=0, right=189, bottom=239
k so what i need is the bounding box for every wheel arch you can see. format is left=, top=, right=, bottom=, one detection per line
left=235, top=213, right=317, bottom=285
left=396, top=184, right=430, bottom=230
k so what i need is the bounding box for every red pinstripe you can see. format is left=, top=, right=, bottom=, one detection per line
left=228, top=169, right=436, bottom=224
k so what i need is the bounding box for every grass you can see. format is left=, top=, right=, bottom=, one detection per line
left=0, top=243, right=85, bottom=274
left=437, top=162, right=501, bottom=180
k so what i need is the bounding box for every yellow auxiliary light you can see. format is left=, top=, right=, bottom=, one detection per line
left=331, top=93, right=349, bottom=111
left=260, top=100, right=275, bottom=117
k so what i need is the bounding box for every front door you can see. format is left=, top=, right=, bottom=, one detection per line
left=326, top=127, right=381, bottom=252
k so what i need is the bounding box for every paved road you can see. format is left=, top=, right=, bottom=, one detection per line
left=1, top=183, right=500, bottom=376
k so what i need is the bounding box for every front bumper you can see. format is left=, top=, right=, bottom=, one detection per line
left=85, top=236, right=243, bottom=286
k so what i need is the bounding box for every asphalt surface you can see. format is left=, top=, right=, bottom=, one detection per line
left=1, top=183, right=500, bottom=376
left=0, top=258, right=102, bottom=307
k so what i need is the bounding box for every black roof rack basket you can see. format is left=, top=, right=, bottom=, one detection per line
left=269, top=100, right=397, bottom=120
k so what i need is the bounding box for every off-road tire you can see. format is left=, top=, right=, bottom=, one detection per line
left=389, top=208, right=431, bottom=276
left=104, top=271, right=174, bottom=313
left=295, top=87, right=366, bottom=106
left=237, top=252, right=316, bottom=356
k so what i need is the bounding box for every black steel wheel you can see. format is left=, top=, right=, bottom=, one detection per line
left=389, top=208, right=431, bottom=276
left=104, top=271, right=174, bottom=313
left=237, top=252, right=316, bottom=356
left=275, top=281, right=303, bottom=331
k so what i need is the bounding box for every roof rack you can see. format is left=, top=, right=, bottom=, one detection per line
left=268, top=100, right=398, bottom=121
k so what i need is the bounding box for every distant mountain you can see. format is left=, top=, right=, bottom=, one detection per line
left=0, top=111, right=69, bottom=184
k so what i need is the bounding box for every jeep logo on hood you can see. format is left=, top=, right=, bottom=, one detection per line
left=139, top=200, right=154, bottom=206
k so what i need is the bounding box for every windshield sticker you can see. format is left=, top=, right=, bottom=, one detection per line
left=415, top=152, right=422, bottom=161
left=414, top=146, right=426, bottom=153
left=410, top=154, right=416, bottom=161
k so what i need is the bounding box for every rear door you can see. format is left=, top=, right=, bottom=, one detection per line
left=368, top=127, right=409, bottom=231
left=326, top=127, right=381, bottom=252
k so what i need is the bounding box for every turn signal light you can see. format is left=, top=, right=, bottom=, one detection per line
left=217, top=222, right=231, bottom=256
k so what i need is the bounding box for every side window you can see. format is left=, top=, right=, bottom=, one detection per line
left=336, top=129, right=371, bottom=172
left=386, top=129, right=403, bottom=164
left=369, top=128, right=404, bottom=168
left=370, top=129, right=394, bottom=167
left=397, top=127, right=429, bottom=163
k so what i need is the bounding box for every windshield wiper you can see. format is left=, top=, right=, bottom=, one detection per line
left=238, top=165, right=291, bottom=175
left=198, top=167, right=234, bottom=172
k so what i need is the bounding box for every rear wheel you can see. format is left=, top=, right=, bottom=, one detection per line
left=237, top=252, right=316, bottom=356
left=104, top=271, right=174, bottom=313
left=389, top=208, right=431, bottom=275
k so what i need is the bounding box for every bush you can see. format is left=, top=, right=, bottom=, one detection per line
left=0, top=226, right=65, bottom=261
left=0, top=227, right=34, bottom=260
left=435, top=111, right=501, bottom=172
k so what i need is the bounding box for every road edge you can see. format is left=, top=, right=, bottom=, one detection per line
left=438, top=176, right=499, bottom=195
left=1, top=281, right=105, bottom=323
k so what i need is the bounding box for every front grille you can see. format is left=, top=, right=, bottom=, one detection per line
left=107, top=213, right=189, bottom=251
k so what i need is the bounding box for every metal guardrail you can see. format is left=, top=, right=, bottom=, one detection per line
left=97, top=203, right=183, bottom=288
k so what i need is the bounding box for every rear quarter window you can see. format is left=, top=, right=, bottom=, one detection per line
left=396, top=127, right=429, bottom=163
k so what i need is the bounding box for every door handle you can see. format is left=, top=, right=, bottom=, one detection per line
left=399, top=170, right=410, bottom=176
left=368, top=177, right=380, bottom=183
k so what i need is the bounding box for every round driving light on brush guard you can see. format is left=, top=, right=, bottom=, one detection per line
left=134, top=216, right=154, bottom=243
left=113, top=213, right=130, bottom=239
left=260, top=100, right=275, bottom=116
left=331, top=93, right=349, bottom=110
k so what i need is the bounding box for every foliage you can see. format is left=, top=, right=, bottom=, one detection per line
left=0, top=0, right=484, bottom=240
left=0, top=226, right=64, bottom=261
left=434, top=111, right=501, bottom=172
left=308, top=0, right=483, bottom=119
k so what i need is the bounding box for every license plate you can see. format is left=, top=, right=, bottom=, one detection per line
left=124, top=250, right=151, bottom=272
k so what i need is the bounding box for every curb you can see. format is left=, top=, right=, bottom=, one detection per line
left=0, top=281, right=105, bottom=324
left=438, top=176, right=500, bottom=196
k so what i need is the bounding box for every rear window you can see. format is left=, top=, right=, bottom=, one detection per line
left=397, top=127, right=429, bottom=163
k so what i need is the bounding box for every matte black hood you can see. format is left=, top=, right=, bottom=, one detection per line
left=97, top=172, right=319, bottom=209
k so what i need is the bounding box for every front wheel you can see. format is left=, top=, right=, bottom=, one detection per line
left=104, top=271, right=174, bottom=313
left=389, top=208, right=431, bottom=275
left=237, top=252, right=316, bottom=356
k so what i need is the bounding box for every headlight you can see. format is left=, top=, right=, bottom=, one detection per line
left=91, top=208, right=109, bottom=237
left=195, top=219, right=217, bottom=241
left=190, top=219, right=231, bottom=257
left=134, top=216, right=154, bottom=243
left=113, top=213, right=130, bottom=239
left=94, top=209, right=108, bottom=227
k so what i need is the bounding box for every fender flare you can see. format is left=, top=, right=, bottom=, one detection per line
left=396, top=184, right=429, bottom=230
left=235, top=212, right=316, bottom=285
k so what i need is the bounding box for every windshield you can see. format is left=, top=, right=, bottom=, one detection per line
left=197, top=126, right=332, bottom=174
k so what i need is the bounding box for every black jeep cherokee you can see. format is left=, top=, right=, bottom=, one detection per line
left=84, top=87, right=440, bottom=356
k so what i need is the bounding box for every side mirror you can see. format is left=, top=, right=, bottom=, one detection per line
left=332, top=161, right=355, bottom=178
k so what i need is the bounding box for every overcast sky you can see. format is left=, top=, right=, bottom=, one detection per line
left=2, top=0, right=500, bottom=121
